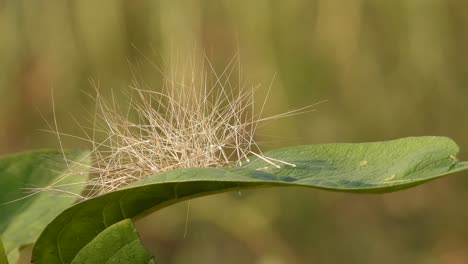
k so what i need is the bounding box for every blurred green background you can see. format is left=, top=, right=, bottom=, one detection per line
left=2, top=1, right=468, bottom=263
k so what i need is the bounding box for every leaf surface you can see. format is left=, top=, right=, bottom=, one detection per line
left=71, top=219, right=154, bottom=264
left=0, top=150, right=89, bottom=263
left=32, top=137, right=468, bottom=263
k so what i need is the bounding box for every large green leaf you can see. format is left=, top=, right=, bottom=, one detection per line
left=32, top=137, right=468, bottom=263
left=0, top=150, right=89, bottom=263
left=71, top=219, right=155, bottom=264
left=0, top=238, right=8, bottom=264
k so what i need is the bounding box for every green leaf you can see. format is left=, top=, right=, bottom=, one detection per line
left=0, top=150, right=89, bottom=263
left=71, top=219, right=155, bottom=264
left=32, top=137, right=468, bottom=263
left=0, top=238, right=8, bottom=264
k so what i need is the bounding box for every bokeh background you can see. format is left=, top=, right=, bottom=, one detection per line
left=2, top=1, right=468, bottom=263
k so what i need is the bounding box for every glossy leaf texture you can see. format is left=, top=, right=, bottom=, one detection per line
left=32, top=137, right=468, bottom=263
left=70, top=219, right=155, bottom=264
left=0, top=150, right=89, bottom=263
